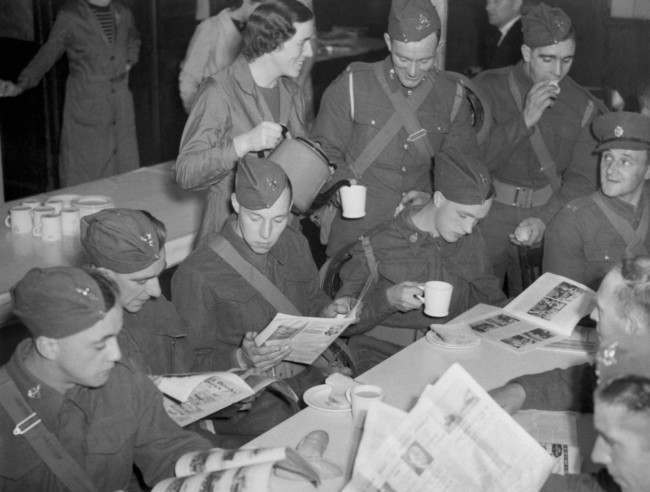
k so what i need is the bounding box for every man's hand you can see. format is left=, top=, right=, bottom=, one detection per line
left=488, top=383, right=526, bottom=414
left=394, top=190, right=431, bottom=217
left=233, top=121, right=285, bottom=157
left=523, top=80, right=560, bottom=128
left=0, top=80, right=23, bottom=97
left=509, top=217, right=546, bottom=246
left=320, top=296, right=361, bottom=321
left=240, top=331, right=291, bottom=371
left=386, top=281, right=424, bottom=312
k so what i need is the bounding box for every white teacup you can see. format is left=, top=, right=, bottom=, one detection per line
left=5, top=206, right=33, bottom=234
left=417, top=281, right=454, bottom=317
left=39, top=214, right=62, bottom=242
left=61, top=207, right=81, bottom=236
left=47, top=194, right=81, bottom=208
left=44, top=199, right=64, bottom=214
left=32, top=206, right=56, bottom=237
left=21, top=199, right=41, bottom=210
left=340, top=184, right=367, bottom=219
left=350, top=384, right=384, bottom=428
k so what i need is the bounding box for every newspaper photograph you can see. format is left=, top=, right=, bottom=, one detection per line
left=255, top=313, right=355, bottom=364
left=345, top=363, right=554, bottom=491
left=153, top=370, right=276, bottom=427
left=514, top=411, right=582, bottom=475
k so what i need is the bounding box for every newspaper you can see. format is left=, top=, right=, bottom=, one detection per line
left=152, top=447, right=319, bottom=492
left=514, top=411, right=582, bottom=475
left=542, top=325, right=599, bottom=354
left=254, top=312, right=356, bottom=364
left=345, top=363, right=554, bottom=492
left=152, top=370, right=276, bottom=427
left=465, top=273, right=595, bottom=353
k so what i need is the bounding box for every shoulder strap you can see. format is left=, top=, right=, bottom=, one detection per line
left=0, top=368, right=99, bottom=492
left=348, top=68, right=355, bottom=121
left=592, top=194, right=650, bottom=256
left=360, top=235, right=379, bottom=281
left=209, top=235, right=302, bottom=316
left=449, top=81, right=464, bottom=123
left=581, top=100, right=595, bottom=128
left=507, top=69, right=562, bottom=192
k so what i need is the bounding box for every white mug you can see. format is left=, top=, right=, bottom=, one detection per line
left=340, top=184, right=367, bottom=219
left=21, top=199, right=41, bottom=210
left=32, top=206, right=56, bottom=237
left=5, top=206, right=33, bottom=234
left=47, top=194, right=81, bottom=208
left=44, top=199, right=64, bottom=214
left=61, top=207, right=81, bottom=236
left=39, top=214, right=62, bottom=242
left=350, top=384, right=384, bottom=428
left=417, top=281, right=454, bottom=317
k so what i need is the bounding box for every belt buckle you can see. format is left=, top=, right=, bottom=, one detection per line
left=13, top=412, right=41, bottom=436
left=513, top=187, right=533, bottom=208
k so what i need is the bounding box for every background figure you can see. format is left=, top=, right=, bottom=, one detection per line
left=0, top=0, right=140, bottom=187
left=638, top=83, right=650, bottom=116
left=179, top=0, right=263, bottom=113
left=482, top=0, right=523, bottom=70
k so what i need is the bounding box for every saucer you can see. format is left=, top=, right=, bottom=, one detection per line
left=426, top=324, right=481, bottom=349
left=303, top=384, right=351, bottom=413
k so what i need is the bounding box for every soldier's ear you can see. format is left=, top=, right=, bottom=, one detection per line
left=521, top=44, right=532, bottom=63
left=384, top=33, right=392, bottom=53
left=231, top=193, right=241, bottom=214
left=34, top=336, right=60, bottom=361
left=644, top=153, right=650, bottom=180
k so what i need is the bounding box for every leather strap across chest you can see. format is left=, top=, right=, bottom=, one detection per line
left=208, top=235, right=302, bottom=316
left=349, top=65, right=436, bottom=179
left=0, top=367, right=99, bottom=492
left=507, top=69, right=562, bottom=192
left=592, top=194, right=650, bottom=256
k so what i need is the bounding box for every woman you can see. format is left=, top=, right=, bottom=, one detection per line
left=0, top=0, right=140, bottom=186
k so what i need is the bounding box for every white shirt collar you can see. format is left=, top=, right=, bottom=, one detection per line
left=499, top=15, right=521, bottom=38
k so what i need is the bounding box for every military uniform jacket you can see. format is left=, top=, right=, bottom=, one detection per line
left=18, top=0, right=140, bottom=187
left=337, top=208, right=506, bottom=332
left=0, top=340, right=211, bottom=491
left=119, top=296, right=192, bottom=375
left=311, top=57, right=480, bottom=256
left=174, top=56, right=308, bottom=241
left=474, top=62, right=603, bottom=223
left=544, top=186, right=650, bottom=289
left=171, top=216, right=331, bottom=372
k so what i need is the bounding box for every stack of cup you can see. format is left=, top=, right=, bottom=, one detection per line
left=3, top=195, right=82, bottom=240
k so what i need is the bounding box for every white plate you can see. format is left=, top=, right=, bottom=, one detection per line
left=425, top=328, right=481, bottom=350
left=303, top=384, right=351, bottom=413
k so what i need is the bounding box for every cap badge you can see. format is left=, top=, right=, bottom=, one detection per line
left=265, top=176, right=279, bottom=192
left=75, top=287, right=98, bottom=301
left=614, top=125, right=624, bottom=138
left=139, top=233, right=154, bottom=248
left=416, top=13, right=431, bottom=31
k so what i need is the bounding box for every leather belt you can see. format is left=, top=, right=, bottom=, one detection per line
left=492, top=179, right=553, bottom=208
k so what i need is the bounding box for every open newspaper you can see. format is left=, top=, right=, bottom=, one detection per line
left=152, top=446, right=320, bottom=492
left=152, top=370, right=280, bottom=427
left=345, top=363, right=554, bottom=491
left=514, top=411, right=582, bottom=476
left=465, top=273, right=595, bottom=353
left=254, top=312, right=357, bottom=364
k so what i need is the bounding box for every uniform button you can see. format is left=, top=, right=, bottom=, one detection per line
left=110, top=55, right=115, bottom=61
left=370, top=120, right=376, bottom=125
left=409, top=233, right=418, bottom=243
left=401, top=166, right=406, bottom=172
left=112, top=120, right=117, bottom=126
left=403, top=144, right=408, bottom=150
left=401, top=192, right=406, bottom=197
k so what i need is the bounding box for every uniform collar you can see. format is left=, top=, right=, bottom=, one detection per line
left=597, top=183, right=649, bottom=223
left=222, top=214, right=288, bottom=266
left=393, top=206, right=436, bottom=245
left=383, top=55, right=436, bottom=95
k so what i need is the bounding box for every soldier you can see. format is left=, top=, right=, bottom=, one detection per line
left=544, top=112, right=650, bottom=289
left=474, top=3, right=606, bottom=294
left=81, top=208, right=192, bottom=374
left=175, top=0, right=314, bottom=241
left=0, top=267, right=211, bottom=491
left=311, top=0, right=480, bottom=257
left=337, top=150, right=505, bottom=371
left=172, top=156, right=355, bottom=443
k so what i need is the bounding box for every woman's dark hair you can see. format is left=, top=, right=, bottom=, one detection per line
left=242, top=0, right=313, bottom=61
left=84, top=267, right=119, bottom=311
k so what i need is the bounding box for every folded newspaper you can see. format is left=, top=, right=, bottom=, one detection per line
left=152, top=446, right=320, bottom=492
left=152, top=370, right=284, bottom=427
left=344, top=363, right=554, bottom=491
left=463, top=273, right=596, bottom=353
left=255, top=312, right=357, bottom=364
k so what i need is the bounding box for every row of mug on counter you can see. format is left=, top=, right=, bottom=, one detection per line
left=4, top=194, right=114, bottom=241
